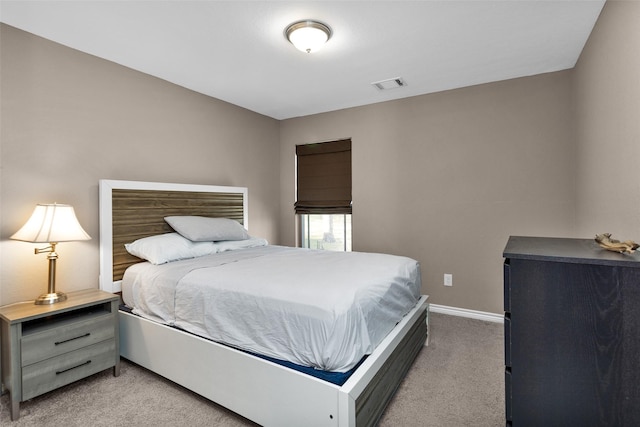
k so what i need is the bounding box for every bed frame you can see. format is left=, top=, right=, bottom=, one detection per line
left=99, top=179, right=429, bottom=427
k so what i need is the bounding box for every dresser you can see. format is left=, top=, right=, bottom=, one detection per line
left=503, top=236, right=640, bottom=426
left=0, top=289, right=120, bottom=420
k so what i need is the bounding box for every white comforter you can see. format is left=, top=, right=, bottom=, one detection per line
left=123, top=245, right=421, bottom=372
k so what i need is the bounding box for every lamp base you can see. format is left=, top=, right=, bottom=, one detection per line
left=34, top=291, right=67, bottom=305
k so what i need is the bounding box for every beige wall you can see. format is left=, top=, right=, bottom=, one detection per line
left=574, top=0, right=640, bottom=237
left=280, top=71, right=577, bottom=314
left=2, top=0, right=637, bottom=314
left=0, top=24, right=281, bottom=305
left=279, top=0, right=640, bottom=316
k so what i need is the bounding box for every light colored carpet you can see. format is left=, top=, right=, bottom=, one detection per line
left=0, top=313, right=504, bottom=426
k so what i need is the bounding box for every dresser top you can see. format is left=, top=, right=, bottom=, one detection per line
left=504, top=236, right=640, bottom=267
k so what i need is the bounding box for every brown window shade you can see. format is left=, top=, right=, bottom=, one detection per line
left=296, top=139, right=352, bottom=215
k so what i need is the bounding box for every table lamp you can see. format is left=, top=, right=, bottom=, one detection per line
left=11, top=203, right=91, bottom=305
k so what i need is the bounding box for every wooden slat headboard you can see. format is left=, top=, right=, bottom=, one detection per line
left=99, top=180, right=248, bottom=293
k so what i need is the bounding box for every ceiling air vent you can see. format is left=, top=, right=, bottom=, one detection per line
left=372, top=77, right=407, bottom=90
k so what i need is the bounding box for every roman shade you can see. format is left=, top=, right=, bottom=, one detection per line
left=295, top=139, right=352, bottom=215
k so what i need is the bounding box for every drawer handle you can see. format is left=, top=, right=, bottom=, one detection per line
left=56, top=360, right=91, bottom=375
left=55, top=333, right=90, bottom=345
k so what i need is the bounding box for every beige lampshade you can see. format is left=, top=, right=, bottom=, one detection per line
left=11, top=203, right=91, bottom=243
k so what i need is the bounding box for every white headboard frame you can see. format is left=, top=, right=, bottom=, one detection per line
left=99, top=179, right=248, bottom=293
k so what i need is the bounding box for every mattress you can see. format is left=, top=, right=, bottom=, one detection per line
left=122, top=245, right=421, bottom=372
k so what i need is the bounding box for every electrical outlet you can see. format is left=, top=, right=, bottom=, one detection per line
left=444, top=273, right=453, bottom=287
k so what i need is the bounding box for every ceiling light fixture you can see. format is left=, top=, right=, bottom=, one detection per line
left=285, top=20, right=332, bottom=54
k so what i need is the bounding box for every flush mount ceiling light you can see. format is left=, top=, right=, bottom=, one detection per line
left=285, top=20, right=332, bottom=54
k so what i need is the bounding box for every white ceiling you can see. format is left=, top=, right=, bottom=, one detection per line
left=0, top=1, right=606, bottom=120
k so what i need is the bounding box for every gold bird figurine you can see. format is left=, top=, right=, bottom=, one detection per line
left=595, top=233, right=639, bottom=254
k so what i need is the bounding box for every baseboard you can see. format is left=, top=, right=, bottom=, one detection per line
left=429, top=304, right=504, bottom=323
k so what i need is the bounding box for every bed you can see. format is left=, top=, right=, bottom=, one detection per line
left=99, top=179, right=429, bottom=427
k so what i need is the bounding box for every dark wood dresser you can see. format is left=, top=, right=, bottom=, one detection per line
left=503, top=236, right=640, bottom=426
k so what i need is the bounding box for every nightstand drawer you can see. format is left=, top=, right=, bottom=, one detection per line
left=22, top=313, right=115, bottom=366
left=21, top=339, right=116, bottom=400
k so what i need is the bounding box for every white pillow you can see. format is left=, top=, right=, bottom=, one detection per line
left=212, top=237, right=268, bottom=253
left=164, top=216, right=249, bottom=242
left=124, top=233, right=217, bottom=265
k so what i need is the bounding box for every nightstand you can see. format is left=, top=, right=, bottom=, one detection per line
left=0, top=289, right=120, bottom=421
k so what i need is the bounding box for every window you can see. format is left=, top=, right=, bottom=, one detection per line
left=300, top=214, right=352, bottom=251
left=296, top=139, right=352, bottom=251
